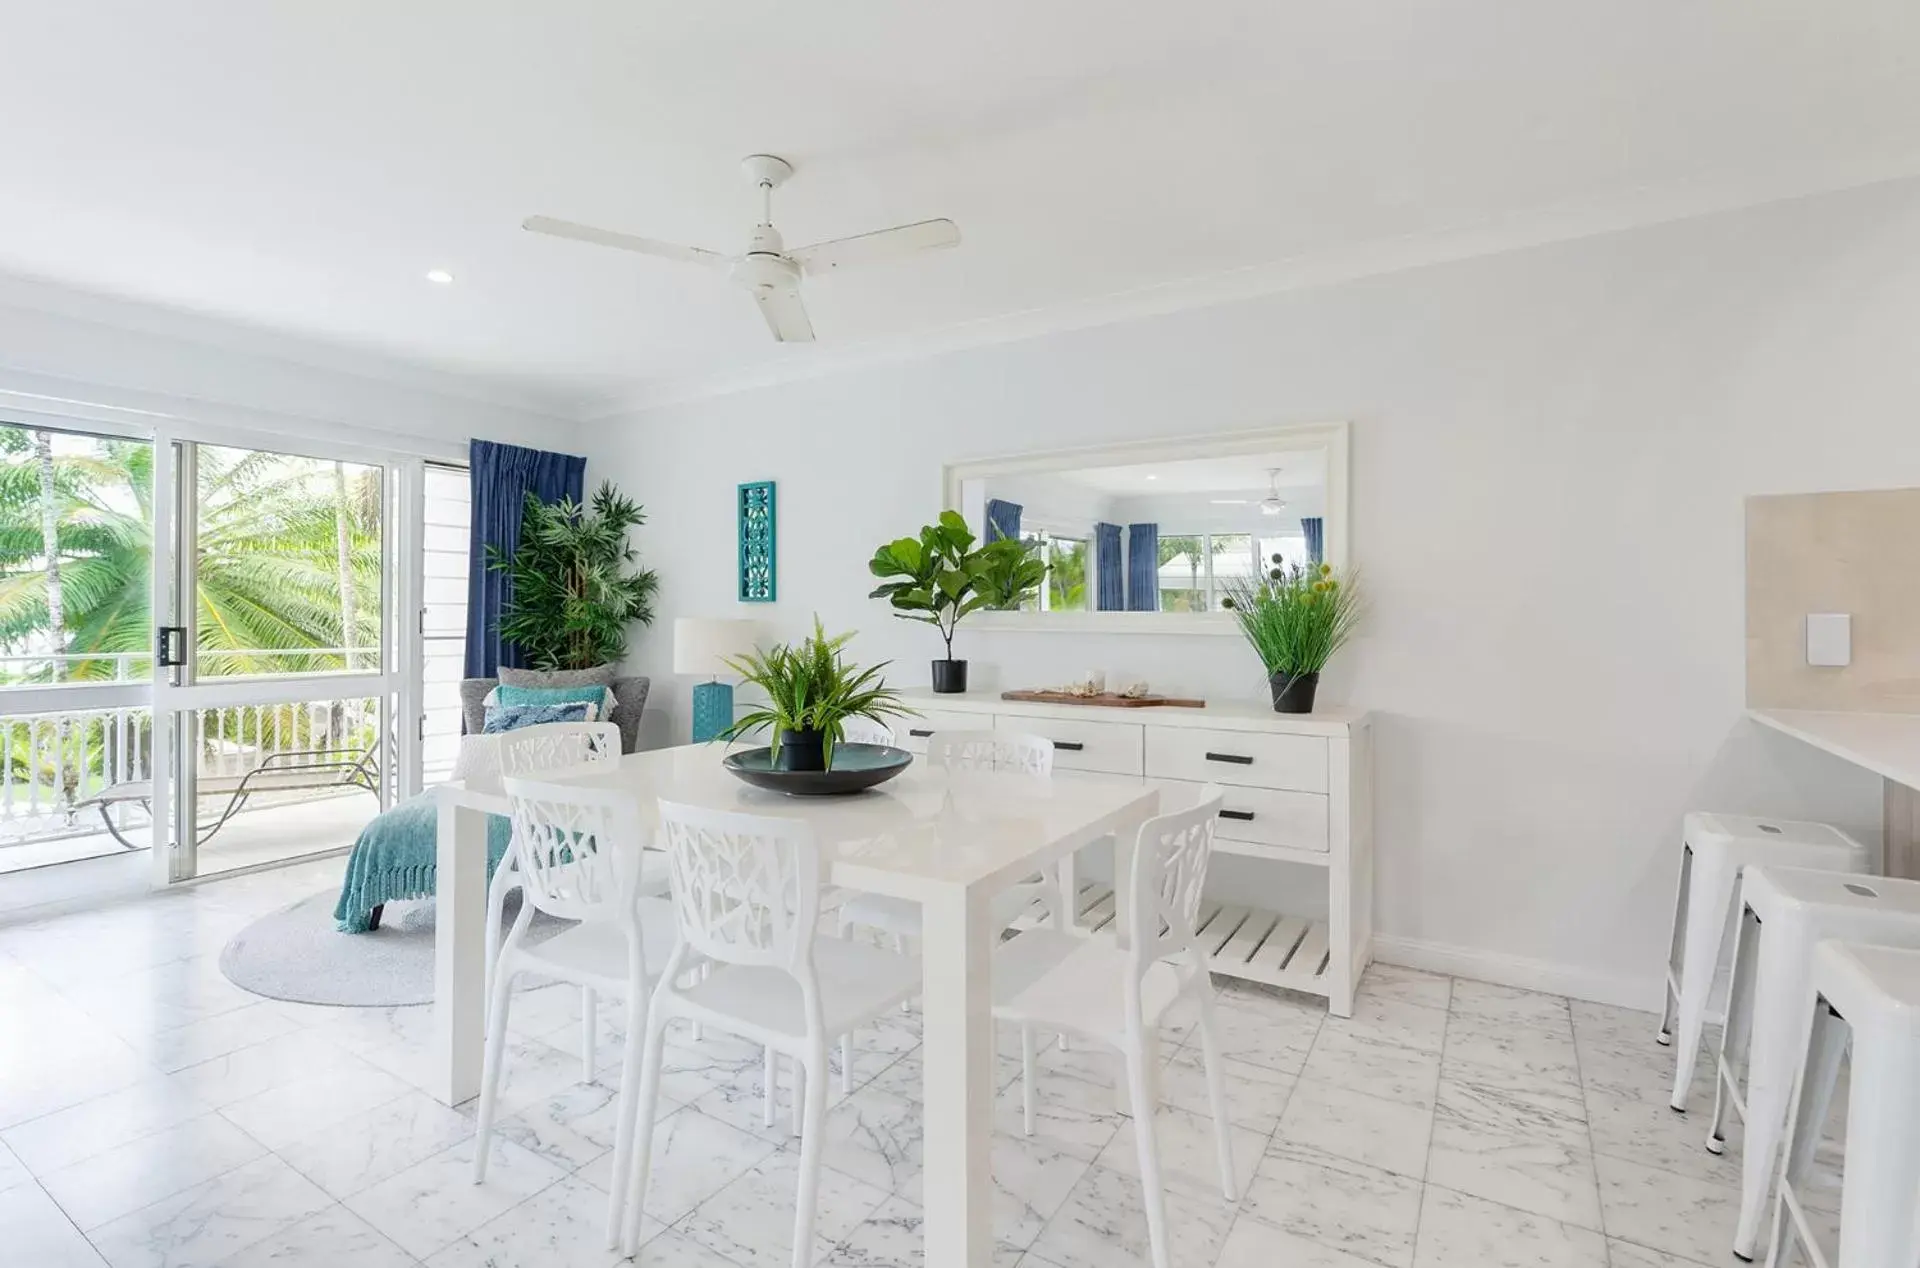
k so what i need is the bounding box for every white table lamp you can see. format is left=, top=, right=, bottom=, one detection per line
left=675, top=617, right=764, bottom=742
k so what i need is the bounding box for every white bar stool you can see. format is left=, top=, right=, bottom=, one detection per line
left=1706, top=866, right=1920, bottom=1260
left=1766, top=940, right=1920, bottom=1268
left=1661, top=813, right=1868, bottom=1111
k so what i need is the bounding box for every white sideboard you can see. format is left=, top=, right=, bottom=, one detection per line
left=892, top=689, right=1374, bottom=1016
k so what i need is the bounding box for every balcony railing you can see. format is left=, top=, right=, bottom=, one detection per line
left=1, top=653, right=385, bottom=849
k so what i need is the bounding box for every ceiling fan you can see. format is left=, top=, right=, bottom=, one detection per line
left=1259, top=468, right=1287, bottom=516
left=523, top=154, right=960, bottom=343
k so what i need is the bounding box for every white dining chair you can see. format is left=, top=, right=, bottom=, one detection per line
left=837, top=729, right=1059, bottom=944
left=620, top=800, right=922, bottom=1262
left=485, top=722, right=668, bottom=1079
left=472, top=771, right=676, bottom=1253
left=836, top=715, right=896, bottom=747
left=994, top=786, right=1237, bottom=1268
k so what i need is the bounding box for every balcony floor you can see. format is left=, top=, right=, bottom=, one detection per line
left=0, top=791, right=379, bottom=879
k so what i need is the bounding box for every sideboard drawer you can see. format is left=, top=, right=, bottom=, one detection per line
left=1150, top=778, right=1329, bottom=855
left=995, top=714, right=1144, bottom=777
left=895, top=709, right=989, bottom=754
left=1145, top=726, right=1327, bottom=793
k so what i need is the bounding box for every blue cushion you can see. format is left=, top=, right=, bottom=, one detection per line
left=492, top=684, right=612, bottom=717
left=483, top=701, right=593, bottom=733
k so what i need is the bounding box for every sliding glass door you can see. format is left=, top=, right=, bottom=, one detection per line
left=151, top=435, right=398, bottom=882
left=0, top=421, right=156, bottom=873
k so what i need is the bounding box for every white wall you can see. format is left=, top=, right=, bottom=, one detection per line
left=590, top=177, right=1920, bottom=1008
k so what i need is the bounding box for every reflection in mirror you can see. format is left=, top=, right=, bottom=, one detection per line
left=956, top=449, right=1330, bottom=614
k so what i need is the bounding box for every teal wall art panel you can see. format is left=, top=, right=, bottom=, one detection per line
left=738, top=480, right=776, bottom=602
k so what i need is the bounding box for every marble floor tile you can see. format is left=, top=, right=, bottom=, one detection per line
left=1411, top=1185, right=1608, bottom=1268
left=1198, top=994, right=1324, bottom=1075
left=1423, top=1075, right=1601, bottom=1230
left=1092, top=1101, right=1267, bottom=1204
left=896, top=1129, right=1096, bottom=1252
left=989, top=1067, right=1126, bottom=1163
left=1025, top=1163, right=1235, bottom=1268
left=0, top=1137, right=30, bottom=1193
left=1158, top=1047, right=1297, bottom=1134
left=1, top=1078, right=212, bottom=1177
left=1580, top=1085, right=1741, bottom=1189
left=1591, top=1154, right=1744, bottom=1268
left=1324, top=994, right=1450, bottom=1056
left=1604, top=1240, right=1717, bottom=1268
left=84, top=1155, right=332, bottom=1268
left=0, top=1043, right=156, bottom=1132
left=1301, top=1022, right=1443, bottom=1109
left=1214, top=1219, right=1384, bottom=1268
left=161, top=1030, right=368, bottom=1111
left=1448, top=980, right=1573, bottom=1030
left=596, top=1104, right=782, bottom=1225
left=0, top=1181, right=109, bottom=1267
left=616, top=1226, right=751, bottom=1266
left=40, top=1110, right=268, bottom=1231
left=809, top=1085, right=925, bottom=1196
left=489, top=1077, right=652, bottom=1172
left=424, top=1173, right=656, bottom=1268
left=276, top=1089, right=478, bottom=1199
left=219, top=1203, right=417, bottom=1267
left=1275, top=1080, right=1435, bottom=1180
left=1440, top=1012, right=1583, bottom=1096
left=342, top=1134, right=569, bottom=1259
left=1239, top=1146, right=1424, bottom=1268
left=142, top=1001, right=306, bottom=1074
left=218, top=1061, right=415, bottom=1151
left=1354, top=963, right=1454, bottom=1013
left=681, top=1148, right=891, bottom=1268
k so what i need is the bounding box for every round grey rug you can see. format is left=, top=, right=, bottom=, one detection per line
left=220, top=890, right=565, bottom=1007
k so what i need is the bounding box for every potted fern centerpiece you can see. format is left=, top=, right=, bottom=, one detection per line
left=487, top=482, right=660, bottom=670
left=1221, top=558, right=1362, bottom=713
left=717, top=618, right=915, bottom=773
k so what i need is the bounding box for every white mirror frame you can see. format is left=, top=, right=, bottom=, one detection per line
left=944, top=420, right=1350, bottom=635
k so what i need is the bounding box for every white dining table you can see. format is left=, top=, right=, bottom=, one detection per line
left=430, top=742, right=1159, bottom=1268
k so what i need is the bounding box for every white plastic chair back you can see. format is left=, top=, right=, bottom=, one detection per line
left=928, top=729, right=1054, bottom=776
left=656, top=799, right=822, bottom=975
left=1126, top=785, right=1225, bottom=978
left=500, top=774, right=647, bottom=925
left=838, top=716, right=895, bottom=747
left=500, top=720, right=621, bottom=777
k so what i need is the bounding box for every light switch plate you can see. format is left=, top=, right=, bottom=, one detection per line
left=1806, top=613, right=1852, bottom=667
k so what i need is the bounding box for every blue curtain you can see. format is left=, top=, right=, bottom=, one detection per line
left=1094, top=522, right=1124, bottom=611
left=1125, top=523, right=1160, bottom=611
left=984, top=499, right=1023, bottom=543
left=1301, top=517, right=1324, bottom=565
left=466, top=439, right=587, bottom=678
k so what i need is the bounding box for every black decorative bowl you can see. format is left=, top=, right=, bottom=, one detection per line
left=721, top=743, right=914, bottom=796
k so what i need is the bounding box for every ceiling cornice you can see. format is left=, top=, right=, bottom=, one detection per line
left=582, top=148, right=1920, bottom=422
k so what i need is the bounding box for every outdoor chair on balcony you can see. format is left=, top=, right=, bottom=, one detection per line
left=72, top=744, right=381, bottom=850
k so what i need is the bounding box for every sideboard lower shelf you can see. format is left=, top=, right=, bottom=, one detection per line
left=1016, top=881, right=1337, bottom=1002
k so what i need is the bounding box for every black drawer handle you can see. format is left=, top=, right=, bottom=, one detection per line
left=909, top=728, right=934, bottom=738
left=1218, top=809, right=1256, bottom=822
left=1052, top=740, right=1085, bottom=752
left=1204, top=752, right=1254, bottom=765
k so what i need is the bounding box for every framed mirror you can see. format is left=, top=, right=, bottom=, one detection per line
left=945, top=421, right=1348, bottom=633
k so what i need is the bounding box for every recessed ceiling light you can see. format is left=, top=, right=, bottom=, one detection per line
left=1144, top=474, right=1158, bottom=481
left=425, top=269, right=455, bottom=285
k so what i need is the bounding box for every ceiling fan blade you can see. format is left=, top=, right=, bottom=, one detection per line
left=753, top=285, right=815, bottom=343
left=522, top=215, right=727, bottom=268
left=791, top=218, right=960, bottom=274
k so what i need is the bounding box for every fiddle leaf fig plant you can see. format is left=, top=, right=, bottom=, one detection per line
left=867, top=510, right=1043, bottom=658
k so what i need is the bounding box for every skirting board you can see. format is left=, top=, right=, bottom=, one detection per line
left=1372, top=933, right=1660, bottom=1013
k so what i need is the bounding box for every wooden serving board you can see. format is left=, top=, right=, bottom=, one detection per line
left=1000, top=689, right=1206, bottom=709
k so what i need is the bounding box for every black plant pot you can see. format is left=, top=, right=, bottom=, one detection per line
left=931, top=659, right=969, bottom=694
left=1268, top=670, right=1320, bottom=714
left=775, top=729, right=827, bottom=772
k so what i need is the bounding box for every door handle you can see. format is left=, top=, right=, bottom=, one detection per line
left=156, top=626, right=187, bottom=668
left=1204, top=751, right=1253, bottom=765
left=1218, top=809, right=1256, bottom=822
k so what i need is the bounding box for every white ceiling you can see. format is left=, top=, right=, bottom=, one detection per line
left=4, top=2, right=1920, bottom=416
